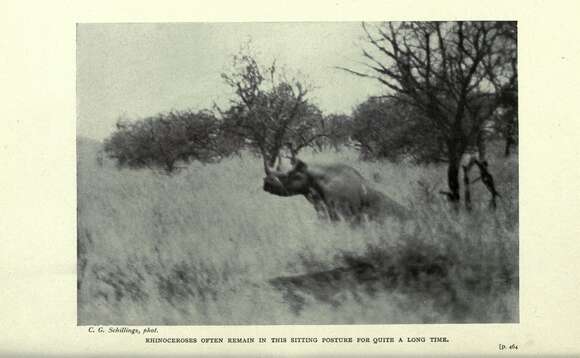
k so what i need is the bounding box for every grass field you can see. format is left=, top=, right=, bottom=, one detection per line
left=77, top=138, right=518, bottom=325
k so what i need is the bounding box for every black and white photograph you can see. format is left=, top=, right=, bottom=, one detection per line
left=76, top=21, right=518, bottom=325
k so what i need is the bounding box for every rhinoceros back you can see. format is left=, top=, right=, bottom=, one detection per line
left=307, top=163, right=410, bottom=221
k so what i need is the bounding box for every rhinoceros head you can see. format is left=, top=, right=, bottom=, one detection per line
left=263, top=159, right=310, bottom=197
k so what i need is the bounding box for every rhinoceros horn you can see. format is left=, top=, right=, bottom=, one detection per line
left=263, top=155, right=272, bottom=176
left=263, top=155, right=286, bottom=187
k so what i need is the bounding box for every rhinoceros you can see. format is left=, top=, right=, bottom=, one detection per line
left=263, top=158, right=411, bottom=222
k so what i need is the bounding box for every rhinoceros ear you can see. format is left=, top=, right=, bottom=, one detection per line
left=293, top=158, right=307, bottom=172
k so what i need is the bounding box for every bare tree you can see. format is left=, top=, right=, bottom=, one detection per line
left=342, top=21, right=517, bottom=207
left=220, top=50, right=326, bottom=173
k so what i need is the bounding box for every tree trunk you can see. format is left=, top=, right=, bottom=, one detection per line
left=463, top=165, right=472, bottom=211
left=447, top=158, right=461, bottom=203
left=446, top=98, right=468, bottom=206
left=267, top=154, right=277, bottom=168
left=474, top=160, right=500, bottom=210
left=445, top=139, right=462, bottom=205
left=503, top=113, right=517, bottom=157
left=477, top=128, right=487, bottom=163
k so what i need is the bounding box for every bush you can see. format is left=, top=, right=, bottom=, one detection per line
left=352, top=97, right=445, bottom=163
left=104, top=110, right=235, bottom=174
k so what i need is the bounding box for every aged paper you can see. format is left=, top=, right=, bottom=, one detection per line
left=1, top=0, right=580, bottom=355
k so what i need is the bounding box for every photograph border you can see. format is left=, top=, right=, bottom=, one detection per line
left=2, top=0, right=580, bottom=355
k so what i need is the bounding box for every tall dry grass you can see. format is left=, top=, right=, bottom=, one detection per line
left=77, top=138, right=518, bottom=324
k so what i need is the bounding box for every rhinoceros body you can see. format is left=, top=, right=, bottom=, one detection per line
left=263, top=160, right=411, bottom=222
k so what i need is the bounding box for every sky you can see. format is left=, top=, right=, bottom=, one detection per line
left=76, top=22, right=385, bottom=140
